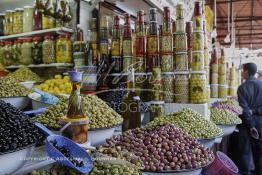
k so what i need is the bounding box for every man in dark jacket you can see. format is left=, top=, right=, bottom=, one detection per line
left=238, top=63, right=262, bottom=175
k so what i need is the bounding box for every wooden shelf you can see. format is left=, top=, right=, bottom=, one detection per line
left=0, top=27, right=73, bottom=40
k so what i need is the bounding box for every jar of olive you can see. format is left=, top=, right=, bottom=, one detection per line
left=13, top=8, right=24, bottom=34
left=192, top=31, right=204, bottom=51
left=174, top=72, right=189, bottom=103
left=20, top=37, right=33, bottom=65
left=210, top=84, right=218, bottom=98
left=218, top=84, right=228, bottom=98
left=192, top=51, right=204, bottom=71
left=175, top=52, right=188, bottom=71
left=150, top=101, right=165, bottom=121
left=175, top=32, right=187, bottom=52
left=149, top=68, right=162, bottom=101
left=42, top=35, right=55, bottom=64
left=135, top=73, right=147, bottom=99
left=56, top=34, right=72, bottom=63
left=162, top=72, right=174, bottom=103
left=3, top=41, right=13, bottom=66
left=190, top=71, right=207, bottom=104
left=0, top=41, right=4, bottom=64
left=32, top=36, right=43, bottom=64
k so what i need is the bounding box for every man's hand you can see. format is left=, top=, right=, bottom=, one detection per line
left=250, top=127, right=259, bottom=139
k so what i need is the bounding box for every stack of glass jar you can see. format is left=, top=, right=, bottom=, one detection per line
left=218, top=49, right=227, bottom=98
left=1, top=0, right=72, bottom=36
left=173, top=4, right=189, bottom=103
left=190, top=1, right=207, bottom=104
left=0, top=33, right=72, bottom=66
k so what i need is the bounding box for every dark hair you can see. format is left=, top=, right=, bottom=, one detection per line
left=243, top=63, right=257, bottom=76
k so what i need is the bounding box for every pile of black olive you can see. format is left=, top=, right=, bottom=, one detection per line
left=0, top=100, right=43, bottom=153
left=103, top=124, right=214, bottom=172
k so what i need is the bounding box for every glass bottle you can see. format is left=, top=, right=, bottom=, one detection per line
left=42, top=0, right=55, bottom=29
left=147, top=8, right=159, bottom=71
left=33, top=4, right=43, bottom=30
left=122, top=14, right=133, bottom=72
left=121, top=68, right=141, bottom=132
left=135, top=10, right=146, bottom=73
left=111, top=15, right=122, bottom=73
left=55, top=0, right=64, bottom=27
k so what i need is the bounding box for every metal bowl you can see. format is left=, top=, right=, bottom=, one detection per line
left=0, top=96, right=30, bottom=109
left=88, top=125, right=120, bottom=146
left=20, top=81, right=36, bottom=90
left=217, top=124, right=237, bottom=137
left=28, top=93, right=53, bottom=110
left=0, top=145, right=35, bottom=175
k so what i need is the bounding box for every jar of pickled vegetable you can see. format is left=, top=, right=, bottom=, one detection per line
left=42, top=15, right=55, bottom=29
left=174, top=72, right=189, bottom=103
left=150, top=101, right=165, bottom=121
left=162, top=72, right=174, bottom=103
left=149, top=68, right=162, bottom=101
left=32, top=36, right=43, bottom=64
left=13, top=8, right=24, bottom=34
left=218, top=84, right=228, bottom=98
left=205, top=66, right=210, bottom=84
left=135, top=73, right=147, bottom=98
left=0, top=14, right=5, bottom=36
left=56, top=34, right=72, bottom=63
left=21, top=37, right=33, bottom=65
left=192, top=51, right=204, bottom=71
left=206, top=85, right=211, bottom=104
left=190, top=71, right=207, bottom=104
left=176, top=19, right=185, bottom=33
left=11, top=40, right=19, bottom=65
left=175, top=52, right=188, bottom=71
left=23, top=6, right=34, bottom=32
left=175, top=32, right=187, bottom=52
left=0, top=42, right=5, bottom=64
left=210, top=84, right=218, bottom=98
left=42, top=35, right=55, bottom=64
left=3, top=41, right=13, bottom=66
left=161, top=54, right=173, bottom=72
left=192, top=31, right=204, bottom=51
left=5, top=10, right=14, bottom=35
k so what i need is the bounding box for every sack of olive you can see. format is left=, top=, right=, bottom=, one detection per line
left=102, top=124, right=214, bottom=172
left=33, top=95, right=123, bottom=130
left=0, top=76, right=30, bottom=97
left=211, top=107, right=242, bottom=125
left=0, top=100, right=43, bottom=154
left=146, top=108, right=222, bottom=139
left=8, top=67, right=43, bottom=83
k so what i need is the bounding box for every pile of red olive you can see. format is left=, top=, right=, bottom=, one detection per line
left=103, top=124, right=214, bottom=172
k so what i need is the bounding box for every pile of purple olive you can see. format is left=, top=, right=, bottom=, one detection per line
left=103, top=124, right=214, bottom=172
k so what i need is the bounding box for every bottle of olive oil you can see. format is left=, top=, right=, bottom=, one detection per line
left=121, top=68, right=141, bottom=132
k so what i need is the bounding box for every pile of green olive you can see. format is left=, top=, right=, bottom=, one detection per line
left=147, top=108, right=222, bottom=138
left=33, top=95, right=123, bottom=130
left=8, top=67, right=43, bottom=83
left=211, top=107, right=242, bottom=125
left=0, top=76, right=30, bottom=97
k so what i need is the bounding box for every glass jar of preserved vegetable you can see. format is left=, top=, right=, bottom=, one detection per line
left=190, top=71, right=207, bottom=104
left=21, top=37, right=33, bottom=65
left=42, top=35, right=55, bottom=64
left=192, top=51, right=204, bottom=71
left=192, top=31, right=204, bottom=51
left=56, top=34, right=72, bottom=63
left=0, top=14, right=5, bottom=36
left=149, top=68, right=162, bottom=101
left=12, top=40, right=19, bottom=65
left=174, top=72, right=189, bottom=103
left=162, top=72, right=174, bottom=103
left=5, top=10, right=14, bottom=35
left=32, top=36, right=43, bottom=64
left=23, top=6, right=34, bottom=33
left=13, top=8, right=24, bottom=34
left=218, top=84, right=228, bottom=98
left=175, top=52, right=188, bottom=71
left=150, top=101, right=165, bottom=121
left=210, top=84, right=218, bottom=98
left=3, top=41, right=13, bottom=66
left=161, top=54, right=173, bottom=72
left=175, top=32, right=187, bottom=52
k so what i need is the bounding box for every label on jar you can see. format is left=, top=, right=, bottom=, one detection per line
left=135, top=36, right=146, bottom=56
left=147, top=35, right=158, bottom=54
left=161, top=54, right=173, bottom=72
left=111, top=40, right=120, bottom=56
left=161, top=35, right=172, bottom=53
left=123, top=40, right=132, bottom=56
left=192, top=32, right=204, bottom=51
left=100, top=42, right=108, bottom=56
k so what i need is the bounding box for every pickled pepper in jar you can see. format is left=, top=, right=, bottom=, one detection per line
left=42, top=35, right=55, bottom=63
left=56, top=34, right=72, bottom=63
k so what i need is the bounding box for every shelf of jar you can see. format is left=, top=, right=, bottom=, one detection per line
left=5, top=63, right=74, bottom=69
left=0, top=27, right=74, bottom=40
